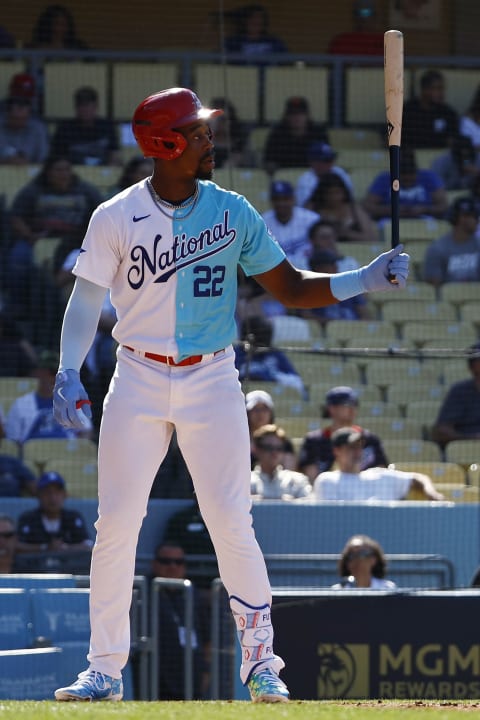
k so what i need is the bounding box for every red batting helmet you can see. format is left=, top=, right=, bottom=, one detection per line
left=132, top=87, right=223, bottom=160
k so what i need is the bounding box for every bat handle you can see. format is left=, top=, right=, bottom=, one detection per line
left=389, top=144, right=400, bottom=284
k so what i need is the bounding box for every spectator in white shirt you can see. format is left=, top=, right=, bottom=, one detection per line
left=251, top=424, right=311, bottom=500
left=314, top=426, right=443, bottom=502
left=331, top=534, right=397, bottom=590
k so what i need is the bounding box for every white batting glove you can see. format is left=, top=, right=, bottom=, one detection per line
left=53, top=369, right=92, bottom=430
left=359, top=244, right=410, bottom=292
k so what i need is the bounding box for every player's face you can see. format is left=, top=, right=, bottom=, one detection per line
left=176, top=120, right=216, bottom=180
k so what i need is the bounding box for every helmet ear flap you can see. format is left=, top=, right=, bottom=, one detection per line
left=151, top=129, right=188, bottom=160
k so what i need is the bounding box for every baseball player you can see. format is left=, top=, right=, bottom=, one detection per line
left=52, top=87, right=409, bottom=703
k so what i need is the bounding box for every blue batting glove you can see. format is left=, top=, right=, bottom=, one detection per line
left=53, top=369, right=92, bottom=430
left=359, top=244, right=410, bottom=292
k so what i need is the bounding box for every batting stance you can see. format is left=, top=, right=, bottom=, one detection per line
left=53, top=88, right=409, bottom=702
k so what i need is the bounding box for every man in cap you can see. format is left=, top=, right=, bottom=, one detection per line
left=262, top=180, right=320, bottom=269
left=423, top=196, right=480, bottom=286
left=51, top=85, right=121, bottom=166
left=0, top=72, right=49, bottom=164
left=298, top=386, right=388, bottom=482
left=16, top=470, right=93, bottom=553
left=0, top=514, right=18, bottom=573
left=313, top=426, right=443, bottom=501
left=295, top=141, right=353, bottom=208
left=263, top=96, right=329, bottom=174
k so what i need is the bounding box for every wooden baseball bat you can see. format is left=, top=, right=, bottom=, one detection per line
left=384, top=29, right=404, bottom=282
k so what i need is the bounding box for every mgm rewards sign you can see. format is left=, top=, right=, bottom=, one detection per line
left=272, top=592, right=480, bottom=700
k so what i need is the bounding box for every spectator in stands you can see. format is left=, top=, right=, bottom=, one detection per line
left=307, top=172, right=380, bottom=243
left=245, top=389, right=296, bottom=471
left=460, top=85, right=480, bottom=152
left=5, top=349, right=92, bottom=444
left=224, top=3, right=287, bottom=62
left=208, top=97, right=252, bottom=168
left=313, top=426, right=444, bottom=501
left=328, top=0, right=384, bottom=56
left=307, top=219, right=360, bottom=272
left=402, top=70, right=459, bottom=150
left=262, top=180, right=320, bottom=269
left=430, top=134, right=480, bottom=191
left=0, top=444, right=37, bottom=496
left=235, top=315, right=306, bottom=395
left=151, top=541, right=210, bottom=699
left=16, top=470, right=94, bottom=554
left=0, top=514, right=17, bottom=573
left=107, top=155, right=153, bottom=197
left=423, top=196, right=480, bottom=286
left=331, top=534, right=397, bottom=589
left=0, top=75, right=49, bottom=164
left=28, top=4, right=88, bottom=50
left=263, top=96, right=329, bottom=174
left=299, top=250, right=370, bottom=324
left=251, top=424, right=311, bottom=500
left=298, top=385, right=388, bottom=483
left=431, top=343, right=480, bottom=448
left=295, top=142, right=354, bottom=208
left=363, top=147, right=448, bottom=222
left=51, top=86, right=121, bottom=166
left=162, top=499, right=218, bottom=590
left=8, top=154, right=103, bottom=280
left=0, top=310, right=37, bottom=376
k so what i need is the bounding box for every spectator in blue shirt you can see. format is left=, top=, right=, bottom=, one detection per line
left=363, top=147, right=448, bottom=222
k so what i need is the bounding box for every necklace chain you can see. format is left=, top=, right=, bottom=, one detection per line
left=147, top=178, right=199, bottom=219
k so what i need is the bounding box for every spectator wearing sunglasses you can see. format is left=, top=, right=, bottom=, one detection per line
left=0, top=514, right=17, bottom=573
left=251, top=424, right=311, bottom=500
left=332, top=534, right=396, bottom=589
left=151, top=542, right=211, bottom=699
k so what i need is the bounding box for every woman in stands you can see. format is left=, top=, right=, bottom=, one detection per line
left=332, top=534, right=397, bottom=589
left=306, top=172, right=379, bottom=243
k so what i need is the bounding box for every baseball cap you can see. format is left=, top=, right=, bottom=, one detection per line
left=8, top=72, right=35, bottom=100
left=75, top=86, right=98, bottom=106
left=270, top=180, right=294, bottom=199
left=37, top=471, right=66, bottom=491
left=308, top=142, right=337, bottom=162
left=245, top=390, right=274, bottom=412
left=325, top=386, right=359, bottom=406
left=285, top=96, right=309, bottom=114
left=36, top=349, right=60, bottom=372
left=331, top=426, right=364, bottom=448
left=453, top=197, right=478, bottom=217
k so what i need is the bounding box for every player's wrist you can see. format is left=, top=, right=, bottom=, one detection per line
left=330, top=269, right=365, bottom=301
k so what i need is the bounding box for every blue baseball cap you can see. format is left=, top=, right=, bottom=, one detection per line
left=308, top=142, right=337, bottom=162
left=326, top=386, right=359, bottom=406
left=37, top=471, right=66, bottom=491
left=270, top=180, right=294, bottom=198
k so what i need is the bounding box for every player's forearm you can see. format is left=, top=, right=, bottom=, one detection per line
left=59, top=278, right=106, bottom=371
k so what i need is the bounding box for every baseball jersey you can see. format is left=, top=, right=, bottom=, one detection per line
left=262, top=206, right=320, bottom=269
left=422, top=231, right=480, bottom=283
left=73, top=179, right=286, bottom=361
left=313, top=467, right=412, bottom=502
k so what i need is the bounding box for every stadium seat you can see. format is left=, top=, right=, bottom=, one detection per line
left=22, top=438, right=98, bottom=475
left=193, top=63, right=259, bottom=124
left=323, top=319, right=398, bottom=348
left=0, top=589, right=32, bottom=649
left=386, top=383, right=446, bottom=408
left=336, top=148, right=388, bottom=172
left=442, top=360, right=469, bottom=386
left=112, top=62, right=179, bottom=121
left=382, top=439, right=443, bottom=463
left=247, top=126, right=270, bottom=167
left=390, top=461, right=466, bottom=485
left=359, top=417, right=425, bottom=441
left=348, top=167, right=380, bottom=200
left=43, top=62, right=108, bottom=119
left=404, top=400, right=443, bottom=430
left=402, top=321, right=477, bottom=349
left=440, top=282, right=480, bottom=309
left=444, top=440, right=480, bottom=470
left=382, top=218, right=451, bottom=245
left=264, top=65, right=329, bottom=124
left=212, top=168, right=270, bottom=213
left=459, top=301, right=480, bottom=331
left=355, top=400, right=402, bottom=421
left=0, top=165, right=39, bottom=206
left=0, top=438, right=20, bottom=458
left=380, top=299, right=457, bottom=325
left=271, top=315, right=313, bottom=344
left=73, top=165, right=117, bottom=196
left=0, top=376, right=38, bottom=415
left=42, top=457, right=98, bottom=499
left=363, top=357, right=442, bottom=388
left=275, top=416, right=319, bottom=439
left=327, top=127, right=383, bottom=150
left=432, top=483, right=480, bottom=503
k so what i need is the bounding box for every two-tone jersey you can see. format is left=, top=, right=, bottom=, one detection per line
left=73, top=178, right=285, bottom=361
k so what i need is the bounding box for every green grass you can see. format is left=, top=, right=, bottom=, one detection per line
left=0, top=701, right=480, bottom=720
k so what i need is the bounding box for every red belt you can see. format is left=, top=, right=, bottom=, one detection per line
left=123, top=345, right=224, bottom=367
